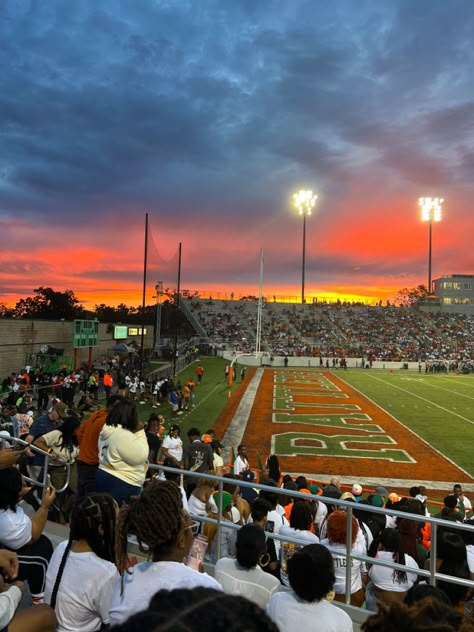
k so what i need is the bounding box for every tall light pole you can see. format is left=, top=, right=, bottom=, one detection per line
left=419, top=197, right=443, bottom=294
left=293, top=189, right=317, bottom=303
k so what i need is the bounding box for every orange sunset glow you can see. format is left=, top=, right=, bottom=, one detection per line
left=1, top=2, right=473, bottom=310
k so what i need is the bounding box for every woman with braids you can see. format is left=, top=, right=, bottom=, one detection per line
left=109, top=587, right=279, bottom=632
left=44, top=493, right=118, bottom=631
left=96, top=399, right=149, bottom=505
left=109, top=480, right=222, bottom=626
left=365, top=527, right=419, bottom=611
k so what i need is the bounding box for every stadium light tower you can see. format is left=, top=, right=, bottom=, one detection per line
left=293, top=189, right=317, bottom=304
left=419, top=197, right=443, bottom=294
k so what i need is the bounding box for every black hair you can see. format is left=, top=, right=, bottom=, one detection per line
left=50, top=493, right=117, bottom=610
left=409, top=486, right=421, bottom=498
left=259, top=482, right=279, bottom=510
left=222, top=473, right=239, bottom=494
left=437, top=531, right=470, bottom=606
left=405, top=583, right=451, bottom=606
left=163, top=458, right=181, bottom=482
left=116, top=481, right=184, bottom=581
left=251, top=498, right=272, bottom=523
left=56, top=415, right=81, bottom=451
left=295, top=475, right=309, bottom=490
left=0, top=467, right=22, bottom=511
left=187, top=427, right=201, bottom=438
left=289, top=502, right=312, bottom=531
left=266, top=455, right=281, bottom=483
left=371, top=528, right=407, bottom=584
left=106, top=399, right=138, bottom=432
left=108, top=587, right=279, bottom=632
left=168, top=425, right=180, bottom=436
left=236, top=524, right=266, bottom=568
left=108, top=394, right=125, bottom=409
left=287, top=544, right=335, bottom=602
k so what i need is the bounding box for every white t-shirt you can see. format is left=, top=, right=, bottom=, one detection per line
left=44, top=541, right=118, bottom=632
left=109, top=560, right=222, bottom=625
left=214, top=558, right=281, bottom=609
left=234, top=455, right=249, bottom=476
left=213, top=454, right=224, bottom=471
left=267, top=509, right=288, bottom=557
left=98, top=425, right=149, bottom=487
left=279, top=526, right=319, bottom=587
left=467, top=544, right=474, bottom=574
left=162, top=435, right=183, bottom=462
left=42, top=429, right=79, bottom=463
left=266, top=591, right=353, bottom=632
left=0, top=506, right=32, bottom=549
left=0, top=585, right=22, bottom=629
left=321, top=540, right=364, bottom=595
left=368, top=550, right=419, bottom=592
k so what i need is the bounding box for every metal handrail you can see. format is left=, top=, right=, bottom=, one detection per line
left=149, top=464, right=474, bottom=607
left=5, top=435, right=72, bottom=494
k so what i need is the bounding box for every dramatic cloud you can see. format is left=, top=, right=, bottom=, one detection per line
left=0, top=0, right=472, bottom=306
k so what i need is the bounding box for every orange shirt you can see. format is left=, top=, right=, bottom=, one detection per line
left=103, top=374, right=113, bottom=387
left=77, top=409, right=108, bottom=464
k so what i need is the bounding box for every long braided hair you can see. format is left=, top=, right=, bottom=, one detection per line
left=116, top=480, right=184, bottom=588
left=50, top=493, right=117, bottom=609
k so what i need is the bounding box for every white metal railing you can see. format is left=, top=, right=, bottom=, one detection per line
left=4, top=436, right=71, bottom=494
left=150, top=464, right=474, bottom=609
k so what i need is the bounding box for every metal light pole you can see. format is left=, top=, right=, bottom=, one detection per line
left=419, top=197, right=443, bottom=294
left=153, top=281, right=163, bottom=351
left=293, top=190, right=317, bottom=304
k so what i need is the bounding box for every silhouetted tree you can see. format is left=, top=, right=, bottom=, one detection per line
left=13, top=287, right=84, bottom=320
left=395, top=284, right=429, bottom=306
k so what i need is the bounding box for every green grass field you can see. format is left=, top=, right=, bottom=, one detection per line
left=140, top=360, right=474, bottom=478
left=337, top=370, right=474, bottom=477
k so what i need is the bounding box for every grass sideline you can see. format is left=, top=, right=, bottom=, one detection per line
left=335, top=369, right=474, bottom=478
left=137, top=362, right=474, bottom=479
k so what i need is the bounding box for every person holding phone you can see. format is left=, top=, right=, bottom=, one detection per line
left=109, top=480, right=222, bottom=626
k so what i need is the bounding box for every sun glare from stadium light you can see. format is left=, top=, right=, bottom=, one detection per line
left=293, top=190, right=317, bottom=216
left=419, top=197, right=444, bottom=223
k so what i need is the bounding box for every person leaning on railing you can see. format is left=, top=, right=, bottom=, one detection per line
left=0, top=467, right=56, bottom=601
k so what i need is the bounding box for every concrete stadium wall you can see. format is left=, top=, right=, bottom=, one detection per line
left=0, top=319, right=154, bottom=376
left=221, top=352, right=421, bottom=371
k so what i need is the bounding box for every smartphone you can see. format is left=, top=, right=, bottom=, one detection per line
left=185, top=534, right=208, bottom=571
left=45, top=474, right=52, bottom=492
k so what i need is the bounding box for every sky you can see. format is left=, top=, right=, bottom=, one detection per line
left=1, top=0, right=473, bottom=308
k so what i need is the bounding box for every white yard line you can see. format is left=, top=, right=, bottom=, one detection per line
left=364, top=373, right=474, bottom=424
left=334, top=373, right=474, bottom=480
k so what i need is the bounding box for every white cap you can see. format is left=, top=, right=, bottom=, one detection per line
left=352, top=483, right=363, bottom=496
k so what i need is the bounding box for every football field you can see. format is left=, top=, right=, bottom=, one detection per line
left=338, top=370, right=474, bottom=478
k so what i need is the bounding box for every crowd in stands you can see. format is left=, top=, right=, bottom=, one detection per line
left=1, top=349, right=474, bottom=630
left=188, top=298, right=474, bottom=366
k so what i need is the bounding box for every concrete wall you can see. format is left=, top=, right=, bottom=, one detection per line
left=221, top=352, right=422, bottom=371
left=0, top=319, right=154, bottom=376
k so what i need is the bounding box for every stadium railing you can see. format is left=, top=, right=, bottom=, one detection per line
left=150, top=464, right=474, bottom=614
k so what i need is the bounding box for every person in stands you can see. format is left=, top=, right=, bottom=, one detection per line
left=160, top=425, right=183, bottom=466
left=267, top=544, right=353, bottom=631
left=279, top=502, right=319, bottom=586
left=365, top=528, right=419, bottom=611
left=108, top=587, right=278, bottom=632
left=109, top=480, right=222, bottom=625
left=96, top=399, right=148, bottom=505
left=233, top=444, right=250, bottom=476
left=44, top=493, right=118, bottom=631
left=0, top=467, right=55, bottom=600
left=215, top=523, right=281, bottom=608
left=76, top=396, right=124, bottom=503
left=321, top=510, right=366, bottom=607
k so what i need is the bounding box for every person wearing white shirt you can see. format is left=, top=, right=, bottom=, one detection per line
left=109, top=480, right=222, bottom=626
left=365, top=528, right=419, bottom=612
left=215, top=524, right=281, bottom=609
left=96, top=400, right=149, bottom=505
left=44, top=494, right=118, bottom=631
left=233, top=444, right=250, bottom=476
left=267, top=543, right=352, bottom=632
left=161, top=425, right=184, bottom=464
left=279, top=503, right=319, bottom=586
